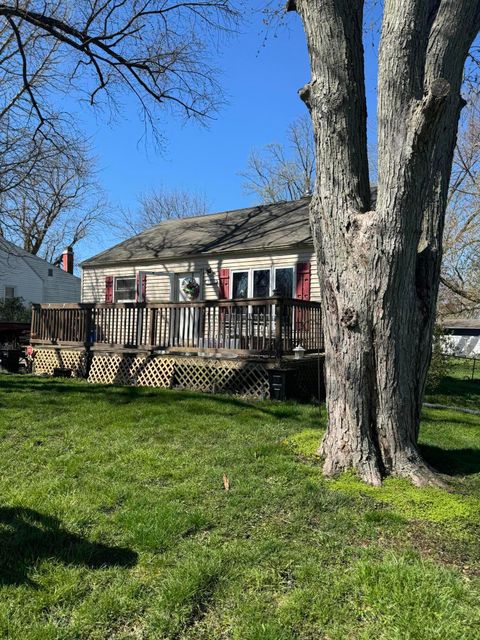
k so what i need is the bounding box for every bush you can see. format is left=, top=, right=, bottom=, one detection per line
left=0, top=297, right=31, bottom=322
left=426, top=325, right=451, bottom=391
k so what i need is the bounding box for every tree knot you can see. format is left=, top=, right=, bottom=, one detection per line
left=419, top=78, right=450, bottom=127
left=298, top=83, right=312, bottom=111
left=429, top=78, right=450, bottom=99
left=340, top=307, right=358, bottom=329
left=408, top=78, right=451, bottom=153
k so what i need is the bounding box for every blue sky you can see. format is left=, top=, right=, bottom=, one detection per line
left=71, top=4, right=380, bottom=261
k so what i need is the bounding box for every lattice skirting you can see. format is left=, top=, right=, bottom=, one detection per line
left=173, top=357, right=269, bottom=398
left=87, top=353, right=269, bottom=399
left=33, top=349, right=88, bottom=378
left=88, top=353, right=175, bottom=388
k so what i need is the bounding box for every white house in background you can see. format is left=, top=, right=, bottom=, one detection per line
left=443, top=318, right=480, bottom=357
left=0, top=238, right=81, bottom=305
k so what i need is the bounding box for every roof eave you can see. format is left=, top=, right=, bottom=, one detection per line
left=80, top=241, right=314, bottom=269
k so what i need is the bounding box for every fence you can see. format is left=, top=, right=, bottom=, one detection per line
left=445, top=355, right=480, bottom=382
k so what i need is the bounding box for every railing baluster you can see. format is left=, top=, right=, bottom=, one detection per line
left=160, top=307, right=164, bottom=347
left=221, top=305, right=226, bottom=349
left=206, top=305, right=210, bottom=349
left=180, top=306, right=184, bottom=347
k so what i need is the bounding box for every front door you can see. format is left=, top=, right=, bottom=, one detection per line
left=172, top=272, right=202, bottom=347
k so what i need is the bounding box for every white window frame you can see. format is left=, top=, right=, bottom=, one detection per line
left=252, top=268, right=272, bottom=299
left=230, top=269, right=250, bottom=299
left=229, top=265, right=297, bottom=300
left=273, top=266, right=295, bottom=298
left=114, top=276, right=136, bottom=303
left=4, top=285, right=15, bottom=300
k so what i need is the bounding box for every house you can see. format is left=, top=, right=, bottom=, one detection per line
left=442, top=318, right=480, bottom=357
left=80, top=197, right=318, bottom=304
left=0, top=238, right=81, bottom=306
left=30, top=198, right=324, bottom=400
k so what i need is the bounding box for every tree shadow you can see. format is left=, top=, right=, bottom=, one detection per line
left=0, top=374, right=325, bottom=424
left=420, top=444, right=480, bottom=477
left=0, top=506, right=137, bottom=586
left=427, top=375, right=480, bottom=404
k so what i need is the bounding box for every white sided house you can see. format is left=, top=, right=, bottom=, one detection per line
left=81, top=198, right=317, bottom=305
left=442, top=318, right=480, bottom=357
left=0, top=238, right=80, bottom=305
left=31, top=199, right=324, bottom=400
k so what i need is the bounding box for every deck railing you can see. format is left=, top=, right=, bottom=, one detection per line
left=31, top=297, right=323, bottom=357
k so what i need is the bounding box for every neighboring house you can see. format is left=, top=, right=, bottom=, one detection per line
left=0, top=238, right=81, bottom=305
left=442, top=318, right=480, bottom=357
left=81, top=197, right=318, bottom=304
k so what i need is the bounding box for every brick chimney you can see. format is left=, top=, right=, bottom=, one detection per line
left=61, top=246, right=74, bottom=274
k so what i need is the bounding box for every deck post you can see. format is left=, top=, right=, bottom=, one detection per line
left=149, top=307, right=157, bottom=349
left=85, top=305, right=94, bottom=349
left=82, top=305, right=93, bottom=380
left=30, top=304, right=38, bottom=340
left=135, top=305, right=143, bottom=348
left=274, top=297, right=283, bottom=363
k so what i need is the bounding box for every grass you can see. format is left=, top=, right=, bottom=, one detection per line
left=0, top=371, right=479, bottom=639
left=425, top=356, right=480, bottom=410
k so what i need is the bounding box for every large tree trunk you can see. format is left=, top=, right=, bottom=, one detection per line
left=292, top=0, right=480, bottom=485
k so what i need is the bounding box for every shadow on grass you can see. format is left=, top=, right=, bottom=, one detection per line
left=0, top=375, right=324, bottom=425
left=420, top=444, right=480, bottom=477
left=0, top=506, right=137, bottom=586
left=420, top=407, right=480, bottom=433
left=426, top=375, right=480, bottom=404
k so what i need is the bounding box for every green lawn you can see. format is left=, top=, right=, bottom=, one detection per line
left=425, top=356, right=480, bottom=410
left=0, top=372, right=479, bottom=639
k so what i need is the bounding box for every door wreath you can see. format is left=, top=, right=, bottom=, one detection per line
left=181, top=277, right=200, bottom=300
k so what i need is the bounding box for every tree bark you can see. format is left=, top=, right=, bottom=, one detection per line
left=294, top=0, right=480, bottom=485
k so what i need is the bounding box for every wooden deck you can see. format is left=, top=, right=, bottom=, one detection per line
left=30, top=297, right=323, bottom=358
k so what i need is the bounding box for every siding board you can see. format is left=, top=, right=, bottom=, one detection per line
left=81, top=250, right=320, bottom=303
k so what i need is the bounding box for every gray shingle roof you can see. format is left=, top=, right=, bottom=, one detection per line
left=82, top=197, right=312, bottom=267
left=0, top=237, right=80, bottom=283
left=442, top=318, right=480, bottom=330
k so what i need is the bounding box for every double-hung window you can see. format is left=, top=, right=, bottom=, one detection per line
left=114, top=277, right=136, bottom=303
left=4, top=286, right=15, bottom=300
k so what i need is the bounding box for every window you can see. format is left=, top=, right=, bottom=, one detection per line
left=115, top=277, right=136, bottom=302
left=48, top=268, right=53, bottom=277
left=230, top=266, right=295, bottom=300
left=232, top=271, right=248, bottom=299
left=275, top=268, right=294, bottom=298
left=253, top=269, right=270, bottom=298
left=4, top=286, right=15, bottom=299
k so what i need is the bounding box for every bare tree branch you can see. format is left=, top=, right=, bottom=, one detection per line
left=0, top=0, right=238, bottom=138
left=115, top=186, right=208, bottom=238
left=0, top=124, right=108, bottom=260
left=239, top=115, right=315, bottom=203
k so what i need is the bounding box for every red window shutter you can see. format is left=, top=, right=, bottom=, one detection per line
left=296, top=262, right=311, bottom=300
left=142, top=273, right=147, bottom=302
left=105, top=276, right=114, bottom=303
left=219, top=268, right=230, bottom=299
